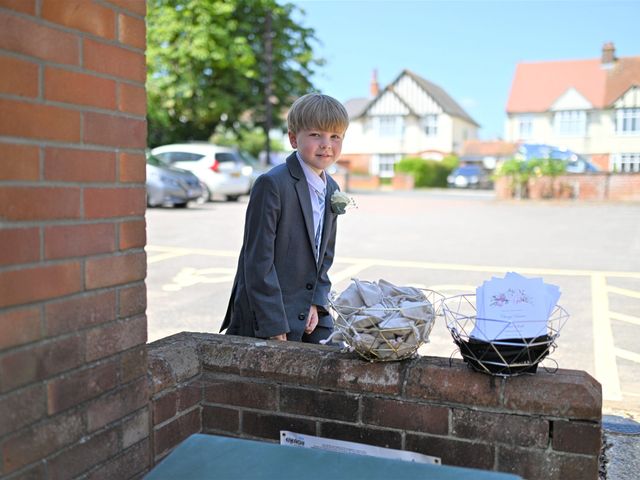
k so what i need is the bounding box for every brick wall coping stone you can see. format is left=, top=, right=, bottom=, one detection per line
left=149, top=332, right=602, bottom=421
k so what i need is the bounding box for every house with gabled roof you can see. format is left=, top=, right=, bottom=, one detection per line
left=340, top=69, right=479, bottom=177
left=505, top=43, right=640, bottom=173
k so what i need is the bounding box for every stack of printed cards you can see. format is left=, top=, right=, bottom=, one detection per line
left=473, top=272, right=561, bottom=341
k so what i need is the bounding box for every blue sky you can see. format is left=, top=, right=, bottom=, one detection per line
left=288, top=0, right=640, bottom=139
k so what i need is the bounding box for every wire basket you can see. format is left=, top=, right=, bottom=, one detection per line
left=329, top=288, right=444, bottom=362
left=442, top=294, right=569, bottom=376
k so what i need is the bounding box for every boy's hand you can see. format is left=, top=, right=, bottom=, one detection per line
left=305, top=305, right=319, bottom=334
left=270, top=334, right=287, bottom=341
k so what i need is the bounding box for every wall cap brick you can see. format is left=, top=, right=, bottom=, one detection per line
left=148, top=333, right=201, bottom=392
left=150, top=332, right=602, bottom=421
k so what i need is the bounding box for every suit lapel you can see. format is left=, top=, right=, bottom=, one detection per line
left=287, top=154, right=317, bottom=258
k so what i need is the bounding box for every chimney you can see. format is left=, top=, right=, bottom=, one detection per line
left=602, top=42, right=616, bottom=66
left=370, top=69, right=380, bottom=97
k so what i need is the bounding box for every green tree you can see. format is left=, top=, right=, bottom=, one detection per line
left=147, top=0, right=322, bottom=147
left=211, top=127, right=284, bottom=158
left=495, top=158, right=567, bottom=198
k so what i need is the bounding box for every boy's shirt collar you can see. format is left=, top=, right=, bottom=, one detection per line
left=296, top=151, right=326, bottom=194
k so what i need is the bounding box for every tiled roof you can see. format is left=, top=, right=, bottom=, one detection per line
left=605, top=57, right=640, bottom=105
left=507, top=54, right=640, bottom=113
left=344, top=97, right=369, bottom=119
left=403, top=69, right=479, bottom=126
left=347, top=69, right=479, bottom=126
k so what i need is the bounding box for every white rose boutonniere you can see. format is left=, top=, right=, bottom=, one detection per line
left=330, top=191, right=357, bottom=215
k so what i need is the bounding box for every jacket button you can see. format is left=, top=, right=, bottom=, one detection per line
left=298, top=313, right=306, bottom=321
left=306, top=283, right=313, bottom=290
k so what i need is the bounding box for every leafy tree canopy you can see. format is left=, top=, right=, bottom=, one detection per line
left=211, top=126, right=284, bottom=158
left=147, top=0, right=322, bottom=147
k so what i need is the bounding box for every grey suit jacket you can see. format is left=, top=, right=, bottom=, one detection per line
left=221, top=153, right=339, bottom=341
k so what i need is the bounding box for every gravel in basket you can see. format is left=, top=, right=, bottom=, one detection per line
left=327, top=279, right=442, bottom=362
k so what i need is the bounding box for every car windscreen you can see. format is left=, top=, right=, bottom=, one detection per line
left=159, top=152, right=205, bottom=163
left=146, top=154, right=168, bottom=167
left=455, top=166, right=481, bottom=175
left=215, top=152, right=240, bottom=163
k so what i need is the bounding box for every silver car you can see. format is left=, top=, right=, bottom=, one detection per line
left=151, top=143, right=252, bottom=202
left=146, top=153, right=203, bottom=208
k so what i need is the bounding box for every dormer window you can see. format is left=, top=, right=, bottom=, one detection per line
left=554, top=110, right=587, bottom=136
left=615, top=108, right=640, bottom=135
left=423, top=114, right=438, bottom=136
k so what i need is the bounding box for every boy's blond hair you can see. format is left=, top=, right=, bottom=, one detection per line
left=287, top=93, right=349, bottom=134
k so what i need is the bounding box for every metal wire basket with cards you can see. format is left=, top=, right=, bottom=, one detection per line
left=327, top=279, right=444, bottom=362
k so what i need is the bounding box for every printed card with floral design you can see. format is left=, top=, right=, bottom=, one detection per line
left=473, top=272, right=560, bottom=340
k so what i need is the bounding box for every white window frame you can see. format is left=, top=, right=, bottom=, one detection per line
left=372, top=153, right=400, bottom=178
left=615, top=108, right=640, bottom=135
left=517, top=116, right=533, bottom=140
left=554, top=110, right=587, bottom=136
left=423, top=114, right=438, bottom=136
left=610, top=153, right=640, bottom=173
left=375, top=116, right=404, bottom=137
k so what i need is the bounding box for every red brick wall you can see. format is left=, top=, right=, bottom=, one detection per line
left=339, top=154, right=371, bottom=174
left=149, top=333, right=602, bottom=480
left=590, top=154, right=609, bottom=171
left=495, top=174, right=640, bottom=201
left=0, top=1, right=149, bottom=477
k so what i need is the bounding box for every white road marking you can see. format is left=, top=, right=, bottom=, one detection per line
left=592, top=274, right=622, bottom=401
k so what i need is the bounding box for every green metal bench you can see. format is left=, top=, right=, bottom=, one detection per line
left=146, top=434, right=522, bottom=479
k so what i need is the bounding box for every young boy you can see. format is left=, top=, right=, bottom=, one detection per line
left=220, top=93, right=349, bottom=343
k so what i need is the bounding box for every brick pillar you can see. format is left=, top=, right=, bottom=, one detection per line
left=0, top=1, right=150, bottom=478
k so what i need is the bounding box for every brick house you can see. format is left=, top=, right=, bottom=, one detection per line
left=341, top=70, right=479, bottom=177
left=504, top=42, right=640, bottom=173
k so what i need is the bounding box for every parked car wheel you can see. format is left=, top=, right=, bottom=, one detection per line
left=198, top=182, right=212, bottom=203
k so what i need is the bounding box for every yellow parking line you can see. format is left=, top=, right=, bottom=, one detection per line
left=616, top=348, right=640, bottom=364
left=426, top=285, right=477, bottom=294
left=331, top=262, right=375, bottom=283
left=147, top=245, right=238, bottom=258
left=337, top=256, right=640, bottom=279
left=147, top=252, right=190, bottom=264
left=147, top=246, right=640, bottom=280
left=610, top=311, right=640, bottom=326
left=608, top=285, right=640, bottom=299
left=592, top=274, right=622, bottom=401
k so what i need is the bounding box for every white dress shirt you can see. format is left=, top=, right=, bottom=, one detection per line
left=296, top=152, right=326, bottom=258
